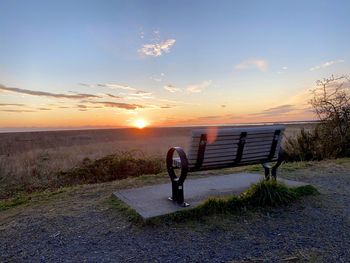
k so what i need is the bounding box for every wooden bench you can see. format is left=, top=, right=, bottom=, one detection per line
left=166, top=125, right=285, bottom=206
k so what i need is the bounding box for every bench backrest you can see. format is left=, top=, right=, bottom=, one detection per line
left=187, top=125, right=285, bottom=170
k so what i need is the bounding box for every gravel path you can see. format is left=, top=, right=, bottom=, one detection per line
left=1, top=160, right=350, bottom=262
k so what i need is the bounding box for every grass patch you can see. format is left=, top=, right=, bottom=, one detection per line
left=0, top=196, right=30, bottom=211
left=0, top=189, right=66, bottom=212
left=1, top=150, right=165, bottom=199
left=112, top=180, right=319, bottom=224
left=107, top=196, right=143, bottom=223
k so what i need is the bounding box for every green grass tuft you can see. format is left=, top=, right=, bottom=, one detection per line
left=0, top=196, right=30, bottom=211
left=0, top=189, right=66, bottom=212
left=242, top=180, right=297, bottom=207
left=107, top=196, right=144, bottom=224
left=290, top=184, right=319, bottom=196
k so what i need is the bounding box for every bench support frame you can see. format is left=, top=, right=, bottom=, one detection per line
left=262, top=148, right=285, bottom=180
left=166, top=147, right=190, bottom=207
left=166, top=146, right=285, bottom=206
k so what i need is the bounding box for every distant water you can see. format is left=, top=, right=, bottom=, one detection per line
left=0, top=120, right=318, bottom=134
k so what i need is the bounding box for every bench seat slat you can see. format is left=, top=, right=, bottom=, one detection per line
left=191, top=133, right=276, bottom=145
left=191, top=125, right=285, bottom=137
left=189, top=144, right=238, bottom=152
left=190, top=155, right=278, bottom=168
left=191, top=135, right=241, bottom=142
left=185, top=125, right=284, bottom=169
left=192, top=131, right=274, bottom=139
left=193, top=139, right=240, bottom=146
left=188, top=141, right=273, bottom=152
left=186, top=149, right=275, bottom=162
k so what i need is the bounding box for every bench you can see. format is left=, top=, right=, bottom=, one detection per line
left=166, top=125, right=285, bottom=206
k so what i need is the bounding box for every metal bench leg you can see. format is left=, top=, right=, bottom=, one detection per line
left=261, top=163, right=271, bottom=180
left=166, top=147, right=190, bottom=207
left=271, top=148, right=285, bottom=180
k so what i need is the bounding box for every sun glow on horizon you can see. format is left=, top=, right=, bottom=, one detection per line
left=134, top=119, right=148, bottom=129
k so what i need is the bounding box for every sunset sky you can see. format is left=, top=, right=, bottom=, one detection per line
left=0, top=0, right=349, bottom=130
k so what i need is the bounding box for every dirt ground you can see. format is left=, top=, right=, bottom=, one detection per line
left=0, top=158, right=349, bottom=262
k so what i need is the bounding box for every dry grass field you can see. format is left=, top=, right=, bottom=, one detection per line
left=0, top=123, right=315, bottom=198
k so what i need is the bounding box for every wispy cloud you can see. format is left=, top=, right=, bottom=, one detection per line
left=309, top=59, right=344, bottom=71
left=0, top=84, right=100, bottom=99
left=79, top=83, right=94, bottom=88
left=97, top=83, right=136, bottom=91
left=187, top=80, right=212, bottom=93
left=235, top=59, right=268, bottom=72
left=0, top=109, right=37, bottom=113
left=250, top=104, right=297, bottom=117
left=105, top=93, right=122, bottom=99
left=124, top=90, right=154, bottom=100
left=150, top=73, right=165, bottom=82
left=164, top=84, right=182, bottom=93
left=277, top=66, right=288, bottom=74
left=84, top=101, right=146, bottom=110
left=160, top=105, right=175, bottom=109
left=138, top=39, right=176, bottom=57
left=0, top=103, right=25, bottom=106
left=38, top=108, right=52, bottom=111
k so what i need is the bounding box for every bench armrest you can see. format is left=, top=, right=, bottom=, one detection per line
left=166, top=147, right=189, bottom=184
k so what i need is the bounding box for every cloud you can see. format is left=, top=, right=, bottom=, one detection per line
left=105, top=93, right=122, bottom=99
left=0, top=84, right=100, bottom=99
left=135, top=90, right=152, bottom=95
left=0, top=103, right=25, bottom=106
left=79, top=83, right=94, bottom=87
left=164, top=85, right=182, bottom=93
left=282, top=66, right=288, bottom=70
left=221, top=105, right=226, bottom=108
left=138, top=39, right=176, bottom=57
left=38, top=108, right=52, bottom=111
left=125, top=90, right=154, bottom=100
left=187, top=80, right=212, bottom=93
left=309, top=59, right=344, bottom=71
left=85, top=101, right=146, bottom=110
left=150, top=73, right=165, bottom=82
left=235, top=59, right=268, bottom=72
left=0, top=109, right=36, bottom=113
left=97, top=83, right=136, bottom=91
left=160, top=104, right=177, bottom=109
left=251, top=104, right=297, bottom=117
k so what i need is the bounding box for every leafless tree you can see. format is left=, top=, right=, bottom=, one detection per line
left=310, top=75, right=350, bottom=146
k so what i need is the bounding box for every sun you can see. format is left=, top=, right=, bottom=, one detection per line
left=134, top=119, right=148, bottom=129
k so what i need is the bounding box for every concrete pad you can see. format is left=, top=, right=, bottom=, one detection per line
left=113, top=173, right=309, bottom=220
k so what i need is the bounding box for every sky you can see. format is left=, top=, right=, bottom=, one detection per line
left=0, top=0, right=349, bottom=130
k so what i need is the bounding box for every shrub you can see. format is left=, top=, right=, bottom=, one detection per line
left=285, top=75, right=350, bottom=161
left=56, top=150, right=164, bottom=186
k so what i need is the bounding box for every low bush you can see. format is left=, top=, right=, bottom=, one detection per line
left=284, top=124, right=350, bottom=162
left=56, top=150, right=164, bottom=186
left=1, top=150, right=164, bottom=199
